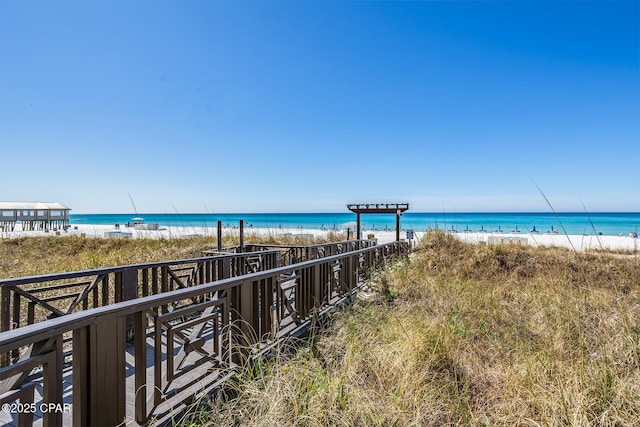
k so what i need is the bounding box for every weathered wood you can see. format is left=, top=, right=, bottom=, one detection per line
left=67, top=275, right=106, bottom=313
left=0, top=381, right=35, bottom=426
left=11, top=292, right=20, bottom=338
left=42, top=336, right=63, bottom=427
left=259, top=277, right=274, bottom=340
left=0, top=342, right=56, bottom=394
left=11, top=287, right=66, bottom=318
left=142, top=268, right=149, bottom=297
left=101, top=275, right=108, bottom=307
left=73, top=327, right=88, bottom=427
left=89, top=314, right=126, bottom=426
left=161, top=266, right=169, bottom=314
left=1, top=287, right=10, bottom=334
left=29, top=280, right=92, bottom=294
left=166, top=267, right=188, bottom=289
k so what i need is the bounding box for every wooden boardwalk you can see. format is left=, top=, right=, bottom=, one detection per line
left=0, top=241, right=408, bottom=426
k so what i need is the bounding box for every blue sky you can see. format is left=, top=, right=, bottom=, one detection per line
left=1, top=1, right=638, bottom=213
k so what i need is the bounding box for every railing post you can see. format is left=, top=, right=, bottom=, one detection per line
left=1, top=286, right=10, bottom=333
left=350, top=254, right=357, bottom=291
left=74, top=313, right=127, bottom=426
left=120, top=267, right=138, bottom=341
left=312, top=264, right=321, bottom=308
left=239, top=280, right=256, bottom=342
left=223, top=258, right=231, bottom=279
left=228, top=279, right=259, bottom=364
left=344, top=255, right=353, bottom=295
left=258, top=277, right=274, bottom=340
left=228, top=283, right=241, bottom=364
left=134, top=311, right=149, bottom=424
left=42, top=336, right=64, bottom=427
left=0, top=287, right=10, bottom=367
left=73, top=327, right=88, bottom=427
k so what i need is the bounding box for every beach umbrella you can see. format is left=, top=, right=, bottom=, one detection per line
left=342, top=221, right=358, bottom=229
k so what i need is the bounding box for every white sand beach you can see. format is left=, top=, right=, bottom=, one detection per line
left=448, top=231, right=640, bottom=252
left=1, top=224, right=639, bottom=252
left=0, top=223, right=339, bottom=242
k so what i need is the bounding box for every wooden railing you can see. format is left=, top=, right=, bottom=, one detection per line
left=0, top=251, right=280, bottom=337
left=0, top=241, right=408, bottom=426
left=206, top=239, right=377, bottom=265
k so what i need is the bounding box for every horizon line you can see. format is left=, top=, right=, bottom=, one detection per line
left=69, top=211, right=640, bottom=215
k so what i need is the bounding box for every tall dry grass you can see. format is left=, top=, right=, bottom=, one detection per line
left=188, top=230, right=640, bottom=426
left=0, top=233, right=342, bottom=278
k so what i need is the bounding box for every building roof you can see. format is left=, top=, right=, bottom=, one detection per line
left=0, top=202, right=70, bottom=210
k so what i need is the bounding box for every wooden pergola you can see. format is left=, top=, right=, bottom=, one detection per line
left=347, top=203, right=409, bottom=242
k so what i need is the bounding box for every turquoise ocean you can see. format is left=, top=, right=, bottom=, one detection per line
left=69, top=212, right=640, bottom=236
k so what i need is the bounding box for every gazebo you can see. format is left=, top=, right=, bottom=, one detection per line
left=0, top=202, right=71, bottom=231
left=347, top=203, right=409, bottom=242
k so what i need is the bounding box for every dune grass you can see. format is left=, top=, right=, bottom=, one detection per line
left=0, top=232, right=345, bottom=278
left=184, top=231, right=640, bottom=426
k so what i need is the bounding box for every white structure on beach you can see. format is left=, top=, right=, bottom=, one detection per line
left=0, top=201, right=70, bottom=231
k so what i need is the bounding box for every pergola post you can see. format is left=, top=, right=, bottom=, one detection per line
left=396, top=211, right=401, bottom=242
left=356, top=212, right=361, bottom=240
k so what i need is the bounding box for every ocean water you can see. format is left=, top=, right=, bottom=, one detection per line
left=69, top=212, right=640, bottom=236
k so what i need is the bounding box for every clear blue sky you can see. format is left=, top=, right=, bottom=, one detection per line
left=1, top=1, right=638, bottom=213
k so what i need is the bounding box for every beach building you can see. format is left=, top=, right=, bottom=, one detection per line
left=0, top=202, right=70, bottom=231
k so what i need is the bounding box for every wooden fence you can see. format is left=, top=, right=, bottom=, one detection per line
left=0, top=241, right=408, bottom=426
